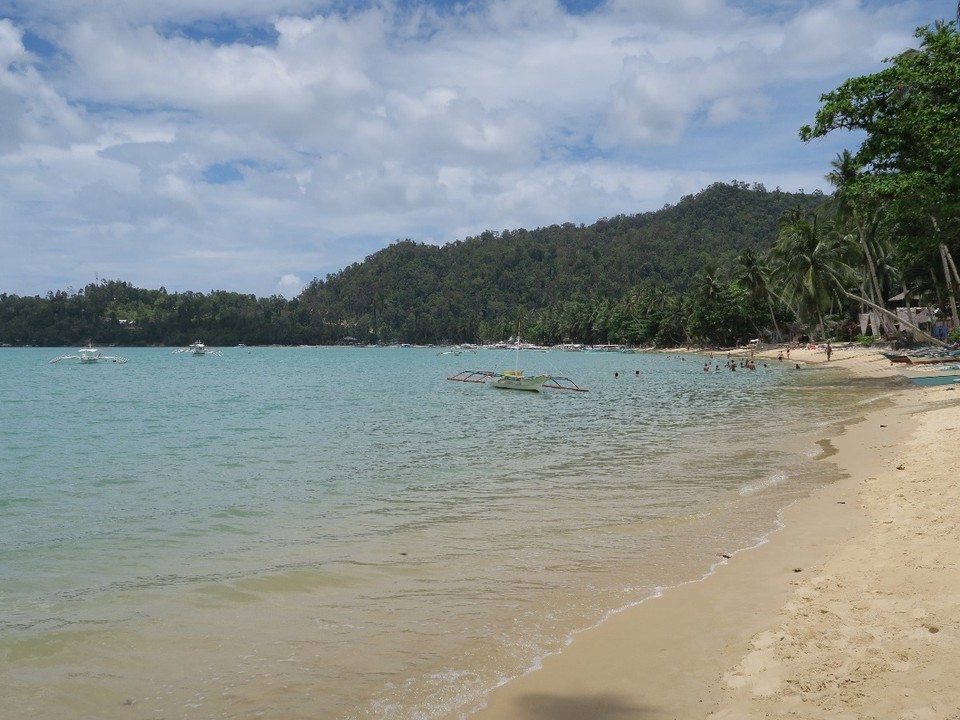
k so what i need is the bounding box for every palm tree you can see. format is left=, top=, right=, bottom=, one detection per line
left=693, top=267, right=725, bottom=304
left=826, top=150, right=891, bottom=331
left=735, top=248, right=781, bottom=341
left=770, top=209, right=858, bottom=340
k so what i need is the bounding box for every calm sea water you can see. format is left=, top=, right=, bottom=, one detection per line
left=0, top=346, right=896, bottom=719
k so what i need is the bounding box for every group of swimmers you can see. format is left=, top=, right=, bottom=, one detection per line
left=613, top=347, right=815, bottom=378
left=703, top=357, right=763, bottom=372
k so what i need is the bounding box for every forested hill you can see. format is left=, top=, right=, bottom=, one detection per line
left=297, top=181, right=825, bottom=342
left=1, top=181, right=825, bottom=347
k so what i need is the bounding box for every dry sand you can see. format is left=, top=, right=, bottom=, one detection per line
left=465, top=345, right=960, bottom=720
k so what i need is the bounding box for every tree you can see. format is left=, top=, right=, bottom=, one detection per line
left=735, top=248, right=781, bottom=341
left=800, top=21, right=960, bottom=332
left=825, top=150, right=891, bottom=329
left=770, top=210, right=858, bottom=340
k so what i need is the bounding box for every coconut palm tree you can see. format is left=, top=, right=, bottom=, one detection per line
left=735, top=248, right=781, bottom=341
left=770, top=209, right=858, bottom=340
left=826, top=150, right=892, bottom=331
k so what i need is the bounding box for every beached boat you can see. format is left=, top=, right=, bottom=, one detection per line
left=49, top=345, right=129, bottom=364
left=903, top=351, right=960, bottom=365
left=883, top=348, right=960, bottom=364
left=895, top=363, right=960, bottom=386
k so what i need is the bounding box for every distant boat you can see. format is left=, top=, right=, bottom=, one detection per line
left=174, top=341, right=221, bottom=356
left=49, top=344, right=128, bottom=364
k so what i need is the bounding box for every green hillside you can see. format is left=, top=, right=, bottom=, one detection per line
left=0, top=181, right=825, bottom=347
left=297, top=181, right=824, bottom=344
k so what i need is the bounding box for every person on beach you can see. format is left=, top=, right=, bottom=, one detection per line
left=777, top=350, right=783, bottom=362
left=826, top=342, right=833, bottom=361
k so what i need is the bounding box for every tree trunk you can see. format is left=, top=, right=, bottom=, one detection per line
left=940, top=244, right=960, bottom=330
left=765, top=297, right=781, bottom=342
left=856, top=220, right=886, bottom=326
left=946, top=245, right=960, bottom=286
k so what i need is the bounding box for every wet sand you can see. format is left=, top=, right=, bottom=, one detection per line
left=465, top=345, right=960, bottom=719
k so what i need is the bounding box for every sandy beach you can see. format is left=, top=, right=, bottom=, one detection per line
left=465, top=345, right=960, bottom=720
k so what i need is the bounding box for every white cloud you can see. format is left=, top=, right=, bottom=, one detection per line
left=0, top=0, right=938, bottom=297
left=275, top=273, right=305, bottom=297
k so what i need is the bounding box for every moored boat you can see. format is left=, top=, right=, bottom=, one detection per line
left=491, top=370, right=551, bottom=392
left=49, top=344, right=128, bottom=364
left=174, top=341, right=222, bottom=356
left=447, top=325, right=587, bottom=393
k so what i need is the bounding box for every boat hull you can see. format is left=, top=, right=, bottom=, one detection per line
left=908, top=372, right=960, bottom=386
left=492, top=374, right=550, bottom=392
left=897, top=364, right=960, bottom=386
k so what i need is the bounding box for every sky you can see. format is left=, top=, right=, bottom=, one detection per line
left=0, top=0, right=947, bottom=298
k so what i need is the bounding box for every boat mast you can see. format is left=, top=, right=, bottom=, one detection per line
left=514, top=321, right=521, bottom=374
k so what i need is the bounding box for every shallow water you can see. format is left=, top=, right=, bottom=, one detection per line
left=0, top=346, right=888, bottom=719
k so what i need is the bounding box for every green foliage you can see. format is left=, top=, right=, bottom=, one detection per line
left=0, top=183, right=823, bottom=347
left=801, top=21, right=960, bottom=309
left=295, top=182, right=820, bottom=345
left=769, top=208, right=860, bottom=339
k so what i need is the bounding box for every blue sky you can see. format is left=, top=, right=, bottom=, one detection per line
left=0, top=0, right=945, bottom=298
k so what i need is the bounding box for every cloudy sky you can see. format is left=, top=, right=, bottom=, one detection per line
left=0, top=0, right=944, bottom=298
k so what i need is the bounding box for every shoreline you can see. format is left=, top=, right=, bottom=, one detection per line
left=464, top=346, right=960, bottom=719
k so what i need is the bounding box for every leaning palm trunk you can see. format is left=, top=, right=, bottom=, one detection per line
left=844, top=291, right=945, bottom=347
left=766, top=297, right=781, bottom=342
left=940, top=244, right=960, bottom=330
left=946, top=246, right=960, bottom=286
left=855, top=223, right=886, bottom=328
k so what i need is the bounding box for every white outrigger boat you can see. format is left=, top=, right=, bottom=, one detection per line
left=49, top=345, right=128, bottom=364
left=174, top=340, right=221, bottom=356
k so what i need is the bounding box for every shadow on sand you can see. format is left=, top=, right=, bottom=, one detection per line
left=511, top=692, right=663, bottom=720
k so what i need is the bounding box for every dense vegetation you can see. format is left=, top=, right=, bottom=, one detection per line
left=0, top=182, right=822, bottom=348
left=3, top=20, right=959, bottom=349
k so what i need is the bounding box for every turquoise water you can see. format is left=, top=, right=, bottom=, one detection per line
left=0, top=346, right=892, bottom=719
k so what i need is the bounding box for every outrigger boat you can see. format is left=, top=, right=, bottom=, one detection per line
left=447, top=368, right=587, bottom=392
left=883, top=348, right=960, bottom=364
left=49, top=344, right=128, bottom=364
left=895, top=362, right=960, bottom=386
left=174, top=341, right=222, bottom=356
left=447, top=329, right=587, bottom=392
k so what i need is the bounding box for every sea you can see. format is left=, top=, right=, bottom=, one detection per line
left=0, top=345, right=899, bottom=719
